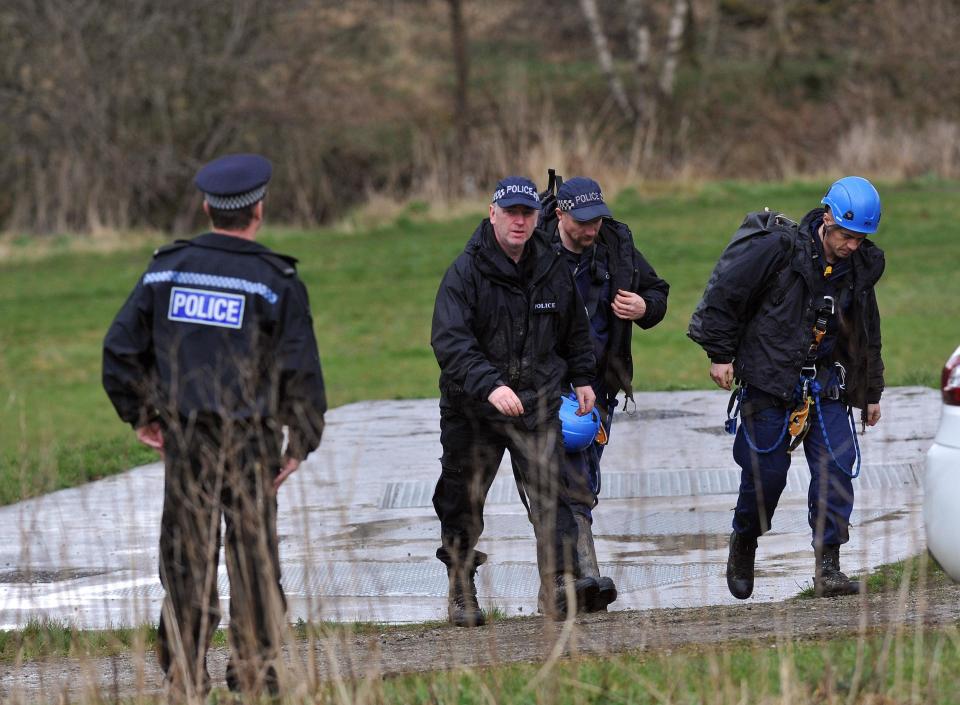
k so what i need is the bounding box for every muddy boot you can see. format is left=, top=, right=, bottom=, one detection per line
left=447, top=567, right=486, bottom=627
left=543, top=573, right=599, bottom=621
left=814, top=544, right=861, bottom=597
left=726, top=531, right=757, bottom=600
left=225, top=660, right=279, bottom=698
left=575, top=513, right=617, bottom=612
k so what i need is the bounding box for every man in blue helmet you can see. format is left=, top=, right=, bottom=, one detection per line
left=689, top=176, right=885, bottom=599
left=431, top=176, right=598, bottom=626
left=538, top=174, right=669, bottom=612
left=103, top=154, right=326, bottom=697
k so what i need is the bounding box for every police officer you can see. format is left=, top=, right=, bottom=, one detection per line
left=688, top=176, right=884, bottom=600
left=103, top=154, right=326, bottom=697
left=539, top=175, right=669, bottom=612
left=431, top=176, right=598, bottom=626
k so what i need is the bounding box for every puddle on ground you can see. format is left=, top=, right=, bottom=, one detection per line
left=327, top=516, right=429, bottom=542
left=862, top=509, right=910, bottom=524
left=0, top=568, right=109, bottom=584
left=692, top=426, right=731, bottom=437
left=619, top=409, right=700, bottom=422
left=880, top=434, right=934, bottom=443
left=608, top=533, right=728, bottom=558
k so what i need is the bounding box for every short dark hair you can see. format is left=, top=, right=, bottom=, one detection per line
left=208, top=202, right=257, bottom=231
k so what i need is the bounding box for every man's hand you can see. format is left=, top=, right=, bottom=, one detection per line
left=136, top=421, right=164, bottom=455
left=865, top=403, right=881, bottom=427
left=489, top=385, right=524, bottom=416
left=574, top=385, right=596, bottom=415
left=612, top=290, right=647, bottom=321
left=710, top=362, right=734, bottom=390
left=273, top=456, right=301, bottom=491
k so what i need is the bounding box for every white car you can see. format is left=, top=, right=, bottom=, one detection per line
left=924, top=345, right=960, bottom=582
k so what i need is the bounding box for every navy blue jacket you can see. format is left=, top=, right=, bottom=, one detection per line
left=688, top=208, right=885, bottom=410
left=102, top=232, right=327, bottom=459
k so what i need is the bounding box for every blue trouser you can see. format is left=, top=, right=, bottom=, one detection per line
left=732, top=388, right=857, bottom=547
left=561, top=396, right=617, bottom=521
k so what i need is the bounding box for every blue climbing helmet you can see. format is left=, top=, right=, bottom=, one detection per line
left=821, top=176, right=882, bottom=235
left=559, top=394, right=601, bottom=451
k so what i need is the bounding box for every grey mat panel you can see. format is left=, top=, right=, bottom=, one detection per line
left=109, top=561, right=714, bottom=600
left=381, top=463, right=921, bottom=508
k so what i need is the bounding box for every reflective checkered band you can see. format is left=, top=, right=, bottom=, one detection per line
left=144, top=270, right=278, bottom=304
left=557, top=198, right=575, bottom=211
left=203, top=185, right=267, bottom=211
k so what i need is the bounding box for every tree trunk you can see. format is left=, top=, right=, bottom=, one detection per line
left=446, top=0, right=470, bottom=192
left=659, top=0, right=688, bottom=98
left=579, top=0, right=636, bottom=122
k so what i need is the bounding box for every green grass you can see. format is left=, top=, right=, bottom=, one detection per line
left=2, top=179, right=958, bottom=504
left=370, top=630, right=960, bottom=705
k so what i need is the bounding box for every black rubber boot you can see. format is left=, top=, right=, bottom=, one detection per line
left=726, top=531, right=757, bottom=599
left=574, top=513, right=618, bottom=612
left=225, top=660, right=279, bottom=697
left=447, top=567, right=486, bottom=627
left=593, top=576, right=618, bottom=612
left=814, top=544, right=861, bottom=597
left=545, top=574, right=600, bottom=621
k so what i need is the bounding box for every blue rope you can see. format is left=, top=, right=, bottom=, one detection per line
left=734, top=387, right=791, bottom=454
left=810, top=381, right=862, bottom=478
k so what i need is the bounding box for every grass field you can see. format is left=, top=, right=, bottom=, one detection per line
left=1, top=179, right=958, bottom=504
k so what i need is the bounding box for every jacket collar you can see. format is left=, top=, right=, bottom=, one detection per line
left=190, top=232, right=275, bottom=255
left=799, top=208, right=884, bottom=287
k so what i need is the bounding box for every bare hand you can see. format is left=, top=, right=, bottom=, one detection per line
left=136, top=422, right=164, bottom=455
left=488, top=385, right=524, bottom=416
left=273, top=456, right=301, bottom=491
left=865, top=403, right=881, bottom=427
left=574, top=385, right=596, bottom=415
left=710, top=362, right=734, bottom=391
left=611, top=290, right=647, bottom=321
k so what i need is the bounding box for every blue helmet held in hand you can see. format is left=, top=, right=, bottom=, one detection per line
left=560, top=394, right=601, bottom=452
left=821, top=176, right=882, bottom=235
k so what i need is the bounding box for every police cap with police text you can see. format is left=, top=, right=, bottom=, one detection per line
left=557, top=176, right=612, bottom=222
left=491, top=176, right=541, bottom=210
left=195, top=153, right=272, bottom=210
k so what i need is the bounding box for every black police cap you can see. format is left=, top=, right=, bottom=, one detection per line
left=195, top=153, right=272, bottom=210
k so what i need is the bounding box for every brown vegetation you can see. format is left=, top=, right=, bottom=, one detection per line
left=1, top=0, right=958, bottom=235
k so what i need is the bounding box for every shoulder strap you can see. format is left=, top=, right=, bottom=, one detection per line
left=257, top=251, right=298, bottom=276
left=152, top=239, right=192, bottom=258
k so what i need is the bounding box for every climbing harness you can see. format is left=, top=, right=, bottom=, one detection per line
left=788, top=294, right=836, bottom=449
left=725, top=385, right=791, bottom=454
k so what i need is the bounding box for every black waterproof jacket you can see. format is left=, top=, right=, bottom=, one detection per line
left=688, top=208, right=885, bottom=411
left=540, top=218, right=669, bottom=399
left=431, top=219, right=596, bottom=428
left=102, top=232, right=327, bottom=459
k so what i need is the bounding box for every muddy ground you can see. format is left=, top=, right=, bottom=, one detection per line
left=4, top=582, right=959, bottom=703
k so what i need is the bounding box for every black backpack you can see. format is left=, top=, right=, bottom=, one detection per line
left=688, top=209, right=799, bottom=344
left=537, top=168, right=563, bottom=231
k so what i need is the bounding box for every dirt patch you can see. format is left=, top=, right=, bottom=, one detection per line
left=4, top=582, right=959, bottom=702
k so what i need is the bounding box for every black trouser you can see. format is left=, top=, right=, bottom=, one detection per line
left=432, top=407, right=578, bottom=580
left=157, top=416, right=286, bottom=693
